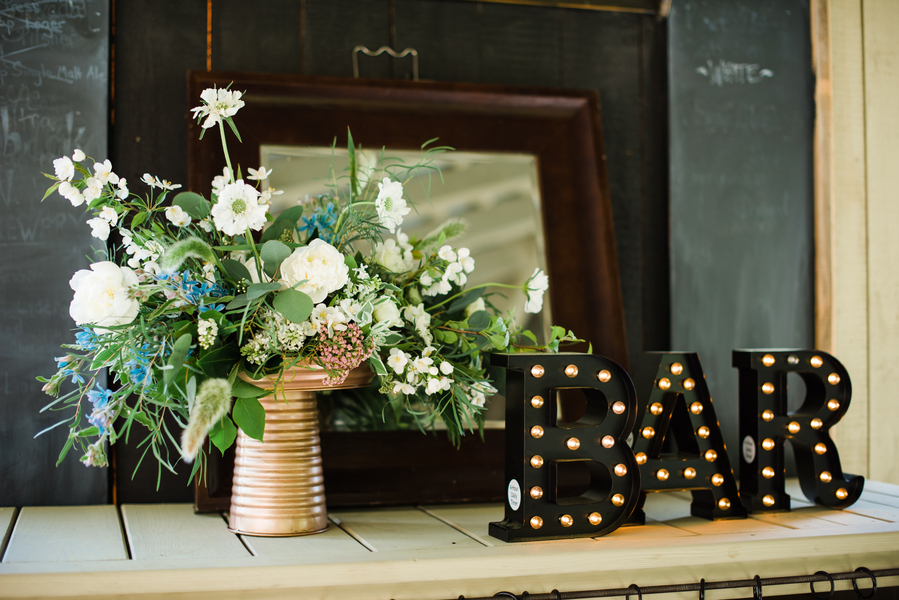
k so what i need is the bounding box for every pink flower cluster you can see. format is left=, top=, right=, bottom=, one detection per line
left=318, top=322, right=373, bottom=386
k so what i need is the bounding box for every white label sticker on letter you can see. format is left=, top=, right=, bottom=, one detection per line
left=508, top=479, right=521, bottom=511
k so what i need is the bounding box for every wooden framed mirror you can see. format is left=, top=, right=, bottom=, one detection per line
left=188, top=71, right=627, bottom=509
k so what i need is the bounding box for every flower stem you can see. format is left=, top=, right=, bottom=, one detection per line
left=333, top=201, right=375, bottom=236
left=245, top=227, right=263, bottom=280
left=218, top=121, right=235, bottom=184
left=427, top=282, right=523, bottom=311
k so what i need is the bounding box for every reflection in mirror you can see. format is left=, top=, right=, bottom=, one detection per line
left=260, top=145, right=551, bottom=429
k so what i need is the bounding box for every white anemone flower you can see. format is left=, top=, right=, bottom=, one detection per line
left=53, top=156, right=75, bottom=181
left=211, top=180, right=267, bottom=236
left=165, top=205, right=192, bottom=227
left=524, top=268, right=549, bottom=314
left=375, top=177, right=411, bottom=233
left=247, top=166, right=272, bottom=181
left=191, top=87, right=245, bottom=129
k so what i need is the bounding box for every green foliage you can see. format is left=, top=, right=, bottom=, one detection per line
left=232, top=397, right=265, bottom=441
left=273, top=289, right=313, bottom=323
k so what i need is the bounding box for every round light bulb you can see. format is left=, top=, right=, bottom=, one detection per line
left=814, top=443, right=827, bottom=455
left=762, top=494, right=776, bottom=507
left=650, top=402, right=664, bottom=415
left=827, top=399, right=840, bottom=411
left=614, top=464, right=627, bottom=477
left=530, top=455, right=544, bottom=468
left=820, top=471, right=832, bottom=483
left=762, top=466, right=775, bottom=479
left=642, top=427, right=655, bottom=439
left=811, top=418, right=823, bottom=429
left=612, top=401, right=626, bottom=414
left=762, top=382, right=775, bottom=395
left=788, top=355, right=800, bottom=365
left=762, top=438, right=776, bottom=451
left=690, top=402, right=704, bottom=415
left=601, top=435, right=615, bottom=449
left=683, top=378, right=696, bottom=391
left=656, top=469, right=669, bottom=481
left=566, top=437, right=581, bottom=450
left=530, top=395, right=544, bottom=409
left=828, top=373, right=841, bottom=385
left=530, top=426, right=544, bottom=439
left=787, top=421, right=801, bottom=434
left=560, top=514, right=574, bottom=527
left=611, top=494, right=625, bottom=507
left=762, top=410, right=775, bottom=422
left=530, top=486, right=544, bottom=499
left=530, top=365, right=545, bottom=378
left=670, top=362, right=684, bottom=375
left=762, top=354, right=776, bottom=367
left=684, top=467, right=697, bottom=480
left=718, top=498, right=731, bottom=510
left=658, top=378, right=671, bottom=390
left=635, top=452, right=648, bottom=465
left=588, top=512, right=602, bottom=525
left=711, top=473, right=724, bottom=486
left=597, top=370, right=611, bottom=383
left=810, top=355, right=823, bottom=368
left=836, top=488, right=849, bottom=500
left=565, top=365, right=578, bottom=378
left=697, top=426, right=710, bottom=439
left=530, top=516, right=543, bottom=529
left=705, top=449, right=718, bottom=462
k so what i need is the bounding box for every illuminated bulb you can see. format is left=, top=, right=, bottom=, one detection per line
left=530, top=426, right=544, bottom=439
left=718, top=498, right=731, bottom=510
left=656, top=469, right=670, bottom=481
left=836, top=488, right=849, bottom=500
left=530, top=395, right=544, bottom=409
left=811, top=418, right=823, bottom=429
left=565, top=364, right=578, bottom=378
left=612, top=401, right=626, bottom=414
left=820, top=471, right=832, bottom=483
left=705, top=449, right=718, bottom=462
left=787, top=421, right=801, bottom=434
left=827, top=399, right=840, bottom=411
left=650, top=402, right=664, bottom=415
left=588, top=512, right=602, bottom=525
left=531, top=365, right=545, bottom=378
left=810, top=355, right=823, bottom=368
left=762, top=382, right=775, bottom=395
left=711, top=473, right=724, bottom=486
left=684, top=467, right=697, bottom=479
left=697, top=426, right=710, bottom=439
left=762, top=354, right=776, bottom=367
left=815, top=443, right=827, bottom=455
left=530, top=516, right=543, bottom=529
left=658, top=378, right=671, bottom=390
left=530, top=455, right=544, bottom=468
left=690, top=402, right=704, bottom=415
left=597, top=370, right=611, bottom=383
left=762, top=466, right=776, bottom=479
left=635, top=452, right=648, bottom=465
left=614, top=464, right=628, bottom=477
left=762, top=438, right=776, bottom=451
left=530, top=486, right=544, bottom=499
left=566, top=437, right=581, bottom=450
left=670, top=363, right=684, bottom=375
left=788, top=355, right=800, bottom=365
left=642, top=427, right=656, bottom=439
left=828, top=373, right=841, bottom=385
left=611, top=494, right=625, bottom=506
left=560, top=514, right=574, bottom=527
left=762, top=494, right=776, bottom=507
left=683, top=378, right=696, bottom=391
left=601, top=435, right=615, bottom=449
left=762, top=410, right=775, bottom=422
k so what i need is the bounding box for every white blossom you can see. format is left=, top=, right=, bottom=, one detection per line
left=83, top=177, right=103, bottom=202
left=68, top=261, right=139, bottom=328
left=86, top=217, right=110, bottom=241
left=93, top=159, right=118, bottom=185
left=440, top=361, right=453, bottom=375
left=99, top=206, right=118, bottom=224
left=53, top=156, right=75, bottom=181
left=191, top=87, right=245, bottom=129
left=247, top=166, right=271, bottom=181
left=387, top=348, right=409, bottom=374
left=457, top=247, right=475, bottom=273
left=280, top=239, right=350, bottom=304
left=72, top=149, right=86, bottom=162
left=524, top=268, right=549, bottom=314
left=58, top=181, right=85, bottom=207
left=438, top=245, right=456, bottom=262
left=375, top=177, right=411, bottom=233
left=392, top=381, right=415, bottom=395
left=165, top=205, right=192, bottom=227
left=211, top=180, right=267, bottom=236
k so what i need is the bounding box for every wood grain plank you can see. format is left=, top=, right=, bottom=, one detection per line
left=844, top=499, right=899, bottom=523
left=418, top=503, right=504, bottom=546
left=304, top=0, right=390, bottom=78
left=213, top=0, right=302, bottom=73
left=0, top=507, right=17, bottom=560
left=864, top=479, right=899, bottom=498
left=329, top=506, right=483, bottom=552
left=240, top=518, right=372, bottom=558
left=2, top=506, right=127, bottom=563
left=121, top=505, right=248, bottom=560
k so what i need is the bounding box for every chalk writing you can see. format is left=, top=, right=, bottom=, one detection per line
left=696, top=59, right=773, bottom=86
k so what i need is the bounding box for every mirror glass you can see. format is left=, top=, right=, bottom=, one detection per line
left=260, top=145, right=552, bottom=428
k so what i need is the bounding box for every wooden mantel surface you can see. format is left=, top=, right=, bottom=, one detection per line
left=1, top=480, right=898, bottom=600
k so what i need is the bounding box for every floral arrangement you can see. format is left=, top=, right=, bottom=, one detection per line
left=38, top=86, right=576, bottom=481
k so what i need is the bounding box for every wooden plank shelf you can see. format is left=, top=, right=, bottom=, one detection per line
left=1, top=481, right=897, bottom=600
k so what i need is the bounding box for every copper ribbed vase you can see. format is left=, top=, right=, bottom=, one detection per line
left=228, top=363, right=373, bottom=537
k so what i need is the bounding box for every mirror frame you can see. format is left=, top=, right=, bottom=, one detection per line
left=188, top=71, right=627, bottom=509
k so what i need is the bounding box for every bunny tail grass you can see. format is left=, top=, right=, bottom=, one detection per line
left=159, top=237, right=217, bottom=274
left=181, top=378, right=232, bottom=463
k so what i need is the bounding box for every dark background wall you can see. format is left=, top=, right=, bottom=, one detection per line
left=110, top=0, right=671, bottom=502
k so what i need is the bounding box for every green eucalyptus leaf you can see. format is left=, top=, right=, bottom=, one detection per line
left=260, top=219, right=294, bottom=243
left=275, top=205, right=304, bottom=225
left=468, top=311, right=490, bottom=332
left=246, top=282, right=281, bottom=301
left=233, top=397, right=265, bottom=441
left=172, top=191, right=211, bottom=219
left=221, top=259, right=252, bottom=282
left=435, top=329, right=458, bottom=344
left=209, top=416, right=238, bottom=455
left=260, top=240, right=291, bottom=278
left=225, top=293, right=253, bottom=310
left=272, top=289, right=314, bottom=323
left=164, top=333, right=192, bottom=387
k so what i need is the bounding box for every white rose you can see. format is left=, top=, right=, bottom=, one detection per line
left=280, top=239, right=349, bottom=303
left=373, top=239, right=410, bottom=273
left=372, top=298, right=402, bottom=327
left=69, top=262, right=140, bottom=329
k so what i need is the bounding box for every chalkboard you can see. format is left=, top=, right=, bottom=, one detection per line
left=669, top=0, right=815, bottom=475
left=0, top=0, right=109, bottom=506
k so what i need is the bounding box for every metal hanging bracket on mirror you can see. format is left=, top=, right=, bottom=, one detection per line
left=352, top=45, right=419, bottom=81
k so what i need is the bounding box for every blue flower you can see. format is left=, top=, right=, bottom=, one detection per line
left=299, top=202, right=338, bottom=242
left=75, top=328, right=100, bottom=351
left=87, top=386, right=114, bottom=409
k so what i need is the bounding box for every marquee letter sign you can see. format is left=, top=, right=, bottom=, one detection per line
left=733, top=349, right=864, bottom=511
left=489, top=353, right=640, bottom=541
left=630, top=352, right=745, bottom=523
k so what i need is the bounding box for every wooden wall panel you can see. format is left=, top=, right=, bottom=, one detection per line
left=304, top=0, right=391, bottom=78
left=212, top=0, right=303, bottom=73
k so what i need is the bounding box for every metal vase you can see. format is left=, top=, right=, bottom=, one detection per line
left=228, top=363, right=373, bottom=537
